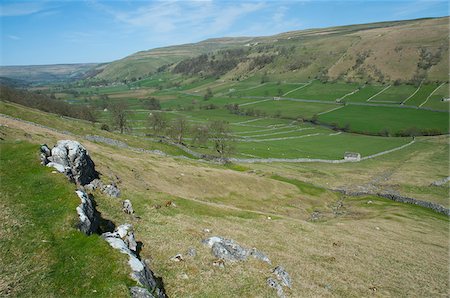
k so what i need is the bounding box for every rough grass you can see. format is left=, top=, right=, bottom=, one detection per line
left=0, top=141, right=132, bottom=297
left=1, top=113, right=449, bottom=297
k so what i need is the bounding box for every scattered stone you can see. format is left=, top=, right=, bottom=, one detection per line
left=324, top=284, right=333, bottom=291
left=267, top=277, right=285, bottom=298
left=165, top=200, right=176, bottom=207
left=332, top=241, right=342, bottom=247
left=250, top=248, right=271, bottom=264
left=75, top=190, right=99, bottom=235
left=130, top=286, right=154, bottom=298
left=273, top=266, right=292, bottom=288
left=123, top=200, right=134, bottom=214
left=179, top=273, right=189, bottom=280
left=367, top=200, right=373, bottom=204
left=375, top=226, right=380, bottom=230
left=103, top=182, right=121, bottom=198
left=203, top=236, right=270, bottom=264
left=186, top=247, right=197, bottom=257
left=212, top=259, right=225, bottom=268
left=211, top=239, right=248, bottom=261
left=170, top=254, right=184, bottom=262
left=310, top=211, right=321, bottom=221
left=267, top=216, right=272, bottom=220
left=203, top=228, right=211, bottom=233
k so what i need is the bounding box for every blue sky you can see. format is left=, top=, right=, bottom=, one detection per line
left=0, top=0, right=448, bottom=66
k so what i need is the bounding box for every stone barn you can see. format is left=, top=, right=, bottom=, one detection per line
left=344, top=152, right=361, bottom=161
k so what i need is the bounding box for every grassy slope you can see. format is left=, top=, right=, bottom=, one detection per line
left=0, top=141, right=131, bottom=297
left=1, top=110, right=448, bottom=297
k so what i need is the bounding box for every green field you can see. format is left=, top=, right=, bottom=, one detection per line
left=286, top=81, right=359, bottom=101
left=319, top=105, right=449, bottom=135
left=369, top=85, right=417, bottom=103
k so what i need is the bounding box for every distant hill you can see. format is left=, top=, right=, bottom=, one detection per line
left=98, top=17, right=448, bottom=84
left=0, top=63, right=101, bottom=84
left=2, top=17, right=448, bottom=85
left=93, top=37, right=254, bottom=81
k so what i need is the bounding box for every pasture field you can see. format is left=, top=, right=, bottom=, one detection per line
left=422, top=83, right=449, bottom=111
left=244, top=99, right=339, bottom=118
left=343, top=85, right=386, bottom=102
left=318, top=105, right=449, bottom=135
left=286, top=81, right=359, bottom=101
left=402, top=83, right=439, bottom=106
left=368, top=84, right=417, bottom=103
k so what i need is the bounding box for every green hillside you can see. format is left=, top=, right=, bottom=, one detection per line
left=94, top=17, right=449, bottom=84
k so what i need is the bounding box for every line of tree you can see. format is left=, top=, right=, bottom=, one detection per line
left=147, top=112, right=234, bottom=157
left=0, top=85, right=96, bottom=122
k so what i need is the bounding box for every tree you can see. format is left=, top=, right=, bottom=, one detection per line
left=145, top=97, right=161, bottom=110
left=99, top=94, right=109, bottom=109
left=208, top=120, right=235, bottom=157
left=169, top=117, right=189, bottom=144
left=204, top=88, right=213, bottom=101
left=148, top=112, right=168, bottom=136
left=109, top=101, right=130, bottom=133
left=192, top=124, right=209, bottom=146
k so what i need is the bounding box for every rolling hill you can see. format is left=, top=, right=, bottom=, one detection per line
left=96, top=17, right=449, bottom=84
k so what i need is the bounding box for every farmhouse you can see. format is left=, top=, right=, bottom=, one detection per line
left=344, top=152, right=361, bottom=161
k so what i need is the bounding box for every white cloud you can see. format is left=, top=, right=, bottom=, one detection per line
left=90, top=0, right=266, bottom=36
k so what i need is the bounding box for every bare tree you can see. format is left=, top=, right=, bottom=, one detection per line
left=148, top=112, right=168, bottom=137
left=169, top=117, right=189, bottom=144
left=192, top=124, right=209, bottom=146
left=208, top=120, right=235, bottom=157
left=109, top=101, right=130, bottom=133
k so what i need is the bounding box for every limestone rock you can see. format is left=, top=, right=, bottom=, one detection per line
left=130, top=286, right=155, bottom=298
left=250, top=248, right=271, bottom=264
left=203, top=236, right=271, bottom=264
left=123, top=200, right=134, bottom=214
left=102, top=225, right=166, bottom=298
left=170, top=254, right=184, bottom=262
left=103, top=182, right=121, bottom=198
left=186, top=247, right=197, bottom=257
left=273, top=266, right=292, bottom=288
left=75, top=190, right=99, bottom=235
left=43, top=140, right=98, bottom=185
left=267, top=277, right=285, bottom=298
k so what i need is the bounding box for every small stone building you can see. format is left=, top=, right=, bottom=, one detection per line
left=344, top=152, right=361, bottom=161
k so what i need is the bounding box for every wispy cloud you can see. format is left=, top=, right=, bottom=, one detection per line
left=0, top=2, right=46, bottom=17
left=393, top=0, right=444, bottom=17
left=7, top=35, right=21, bottom=40
left=89, top=0, right=266, bottom=37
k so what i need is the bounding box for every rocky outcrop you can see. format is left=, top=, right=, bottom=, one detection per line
left=75, top=190, right=100, bottom=235
left=102, top=225, right=166, bottom=298
left=40, top=140, right=98, bottom=185
left=202, top=236, right=271, bottom=264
